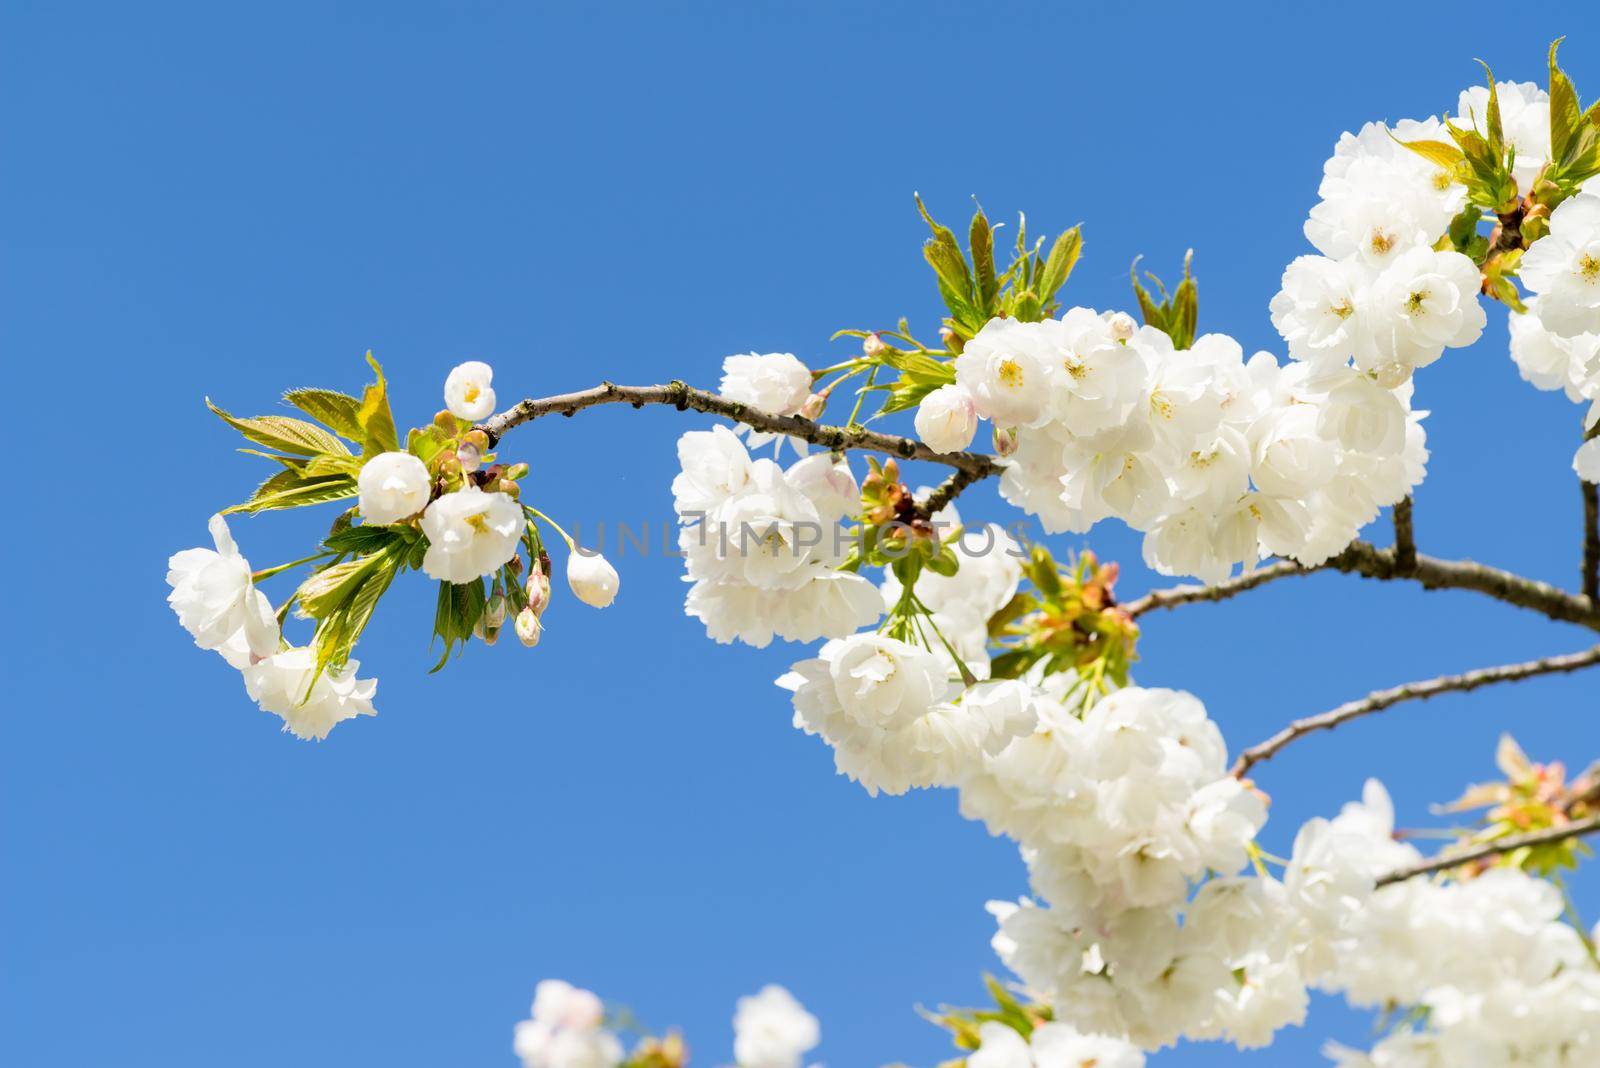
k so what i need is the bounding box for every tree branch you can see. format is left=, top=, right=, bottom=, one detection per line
left=1326, top=541, right=1600, bottom=631
left=478, top=381, right=1001, bottom=514
left=1231, top=644, right=1600, bottom=778
left=1375, top=813, right=1600, bottom=887
left=1123, top=561, right=1310, bottom=617
left=1128, top=542, right=1600, bottom=632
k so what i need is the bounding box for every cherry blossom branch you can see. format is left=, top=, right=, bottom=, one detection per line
left=1127, top=542, right=1600, bottom=632
left=478, top=381, right=1001, bottom=514
left=1375, top=813, right=1600, bottom=888
left=1231, top=644, right=1600, bottom=778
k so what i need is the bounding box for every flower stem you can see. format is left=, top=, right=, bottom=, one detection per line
left=252, top=551, right=336, bottom=582
left=524, top=504, right=576, bottom=551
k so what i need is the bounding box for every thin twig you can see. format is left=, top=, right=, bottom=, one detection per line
left=1376, top=814, right=1600, bottom=887
left=1124, top=561, right=1309, bottom=617
left=1393, top=496, right=1417, bottom=573
left=479, top=381, right=1002, bottom=515
left=1231, top=644, right=1600, bottom=778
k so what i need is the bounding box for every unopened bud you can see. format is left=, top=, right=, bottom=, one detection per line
left=474, top=604, right=503, bottom=644
left=524, top=570, right=551, bottom=614
left=505, top=462, right=529, bottom=481
left=1108, top=312, right=1137, bottom=342
left=514, top=607, right=542, bottom=647
left=993, top=425, right=1019, bottom=456
left=862, top=333, right=887, bottom=357
left=463, top=429, right=489, bottom=452
left=483, top=594, right=508, bottom=630
left=799, top=392, right=827, bottom=420
left=457, top=442, right=482, bottom=473
left=566, top=550, right=620, bottom=608
left=938, top=326, right=955, bottom=346
left=497, top=479, right=521, bottom=501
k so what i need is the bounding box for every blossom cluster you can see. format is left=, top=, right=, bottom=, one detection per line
left=922, top=306, right=1429, bottom=583
left=1514, top=190, right=1600, bottom=481
left=673, top=424, right=882, bottom=647
left=167, top=513, right=380, bottom=739
left=512, top=978, right=819, bottom=1068
left=1300, top=783, right=1600, bottom=1066
left=168, top=360, right=621, bottom=738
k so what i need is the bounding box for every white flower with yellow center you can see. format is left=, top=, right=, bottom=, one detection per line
left=1521, top=191, right=1600, bottom=339
left=444, top=360, right=497, bottom=421
left=955, top=317, right=1052, bottom=428
left=419, top=486, right=523, bottom=583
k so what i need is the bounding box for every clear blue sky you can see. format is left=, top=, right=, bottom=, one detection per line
left=4, top=3, right=1598, bottom=1065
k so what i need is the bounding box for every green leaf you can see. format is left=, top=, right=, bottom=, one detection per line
left=877, top=347, right=956, bottom=382
left=407, top=424, right=451, bottom=465
left=221, top=475, right=357, bottom=515
left=243, top=466, right=307, bottom=506
left=916, top=195, right=981, bottom=330
left=1035, top=226, right=1082, bottom=306
left=313, top=551, right=399, bottom=675
left=284, top=388, right=364, bottom=440
left=970, top=206, right=998, bottom=313
left=295, top=554, right=389, bottom=621
left=357, top=352, right=401, bottom=455
left=429, top=578, right=488, bottom=671
left=324, top=524, right=409, bottom=554
left=1129, top=251, right=1197, bottom=349
left=1548, top=39, right=1583, bottom=167
left=1478, top=61, right=1505, bottom=155
left=207, top=400, right=352, bottom=457
left=303, top=454, right=364, bottom=478
left=1397, top=137, right=1465, bottom=170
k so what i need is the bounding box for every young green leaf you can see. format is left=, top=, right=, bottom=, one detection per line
left=284, top=388, right=365, bottom=440
left=357, top=352, right=401, bottom=455
left=207, top=400, right=352, bottom=457
left=221, top=475, right=357, bottom=516
left=1035, top=226, right=1083, bottom=307
left=970, top=206, right=998, bottom=313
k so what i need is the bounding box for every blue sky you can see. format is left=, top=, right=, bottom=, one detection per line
left=4, top=2, right=1599, bottom=1065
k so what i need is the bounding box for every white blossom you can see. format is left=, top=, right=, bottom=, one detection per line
left=955, top=317, right=1054, bottom=428
left=166, top=514, right=281, bottom=668
left=241, top=647, right=377, bottom=740
left=1521, top=191, right=1600, bottom=339
left=514, top=980, right=622, bottom=1068
left=731, top=984, right=819, bottom=1068
left=1362, top=247, right=1486, bottom=378
left=444, top=360, right=497, bottom=421
left=420, top=486, right=523, bottom=583
left=357, top=451, right=431, bottom=525
left=914, top=382, right=979, bottom=452
left=719, top=352, right=812, bottom=416
left=781, top=638, right=1037, bottom=796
